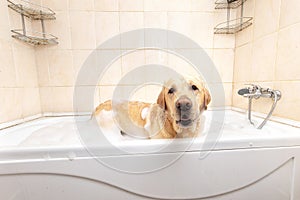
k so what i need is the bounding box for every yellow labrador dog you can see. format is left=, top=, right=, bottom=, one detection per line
left=93, top=77, right=211, bottom=139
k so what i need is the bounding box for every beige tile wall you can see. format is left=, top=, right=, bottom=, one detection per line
left=35, top=0, right=235, bottom=114
left=1, top=0, right=299, bottom=123
left=0, top=0, right=41, bottom=124
left=233, top=0, right=300, bottom=121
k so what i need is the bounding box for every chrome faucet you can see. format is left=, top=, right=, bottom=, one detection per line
left=238, top=84, right=281, bottom=100
left=238, top=84, right=281, bottom=129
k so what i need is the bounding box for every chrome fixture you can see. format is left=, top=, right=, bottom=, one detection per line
left=214, top=0, right=253, bottom=34
left=238, top=84, right=281, bottom=129
left=7, top=0, right=58, bottom=45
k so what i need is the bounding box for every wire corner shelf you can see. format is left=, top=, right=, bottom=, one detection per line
left=11, top=29, right=58, bottom=45
left=7, top=0, right=55, bottom=20
left=214, top=17, right=252, bottom=34
left=215, top=0, right=248, bottom=9
left=7, top=0, right=58, bottom=46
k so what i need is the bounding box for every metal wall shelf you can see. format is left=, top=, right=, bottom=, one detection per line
left=215, top=0, right=248, bottom=9
left=7, top=0, right=58, bottom=46
left=214, top=17, right=252, bottom=34
left=11, top=29, right=58, bottom=45
left=214, top=0, right=252, bottom=34
left=7, top=0, right=55, bottom=20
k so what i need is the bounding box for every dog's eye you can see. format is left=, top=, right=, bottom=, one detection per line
left=191, top=85, right=199, bottom=91
left=168, top=88, right=175, bottom=94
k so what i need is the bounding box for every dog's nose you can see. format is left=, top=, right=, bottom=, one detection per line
left=176, top=97, right=192, bottom=111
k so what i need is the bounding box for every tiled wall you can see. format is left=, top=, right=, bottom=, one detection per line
left=0, top=0, right=41, bottom=124
left=1, top=0, right=299, bottom=123
left=34, top=0, right=235, bottom=114
left=233, top=0, right=300, bottom=121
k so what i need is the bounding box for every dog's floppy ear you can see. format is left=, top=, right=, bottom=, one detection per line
left=157, top=87, right=166, bottom=110
left=203, top=87, right=211, bottom=109
left=190, top=77, right=211, bottom=112
left=200, top=87, right=211, bottom=112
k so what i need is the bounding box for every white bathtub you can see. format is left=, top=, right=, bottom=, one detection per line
left=0, top=110, right=300, bottom=200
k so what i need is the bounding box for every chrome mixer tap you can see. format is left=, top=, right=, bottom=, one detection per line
left=238, top=84, right=281, bottom=129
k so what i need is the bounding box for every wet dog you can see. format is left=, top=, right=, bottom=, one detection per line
left=93, top=77, right=211, bottom=139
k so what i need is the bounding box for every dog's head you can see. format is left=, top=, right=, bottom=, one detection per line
left=157, top=77, right=211, bottom=133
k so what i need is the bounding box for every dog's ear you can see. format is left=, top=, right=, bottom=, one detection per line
left=157, top=87, right=166, bottom=110
left=204, top=87, right=211, bottom=109
left=200, top=87, right=211, bottom=112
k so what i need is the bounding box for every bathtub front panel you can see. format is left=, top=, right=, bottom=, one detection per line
left=0, top=146, right=299, bottom=200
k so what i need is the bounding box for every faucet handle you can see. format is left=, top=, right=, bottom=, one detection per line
left=245, top=84, right=262, bottom=97
left=237, top=84, right=262, bottom=99
left=244, top=83, right=261, bottom=90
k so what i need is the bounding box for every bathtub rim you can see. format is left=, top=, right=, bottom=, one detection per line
left=1, top=107, right=300, bottom=131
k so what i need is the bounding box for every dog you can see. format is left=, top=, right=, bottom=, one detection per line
left=93, top=76, right=211, bottom=139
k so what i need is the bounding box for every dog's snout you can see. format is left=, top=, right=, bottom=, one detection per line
left=176, top=97, right=192, bottom=111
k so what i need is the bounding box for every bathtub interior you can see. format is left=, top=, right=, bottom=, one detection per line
left=0, top=109, right=300, bottom=161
